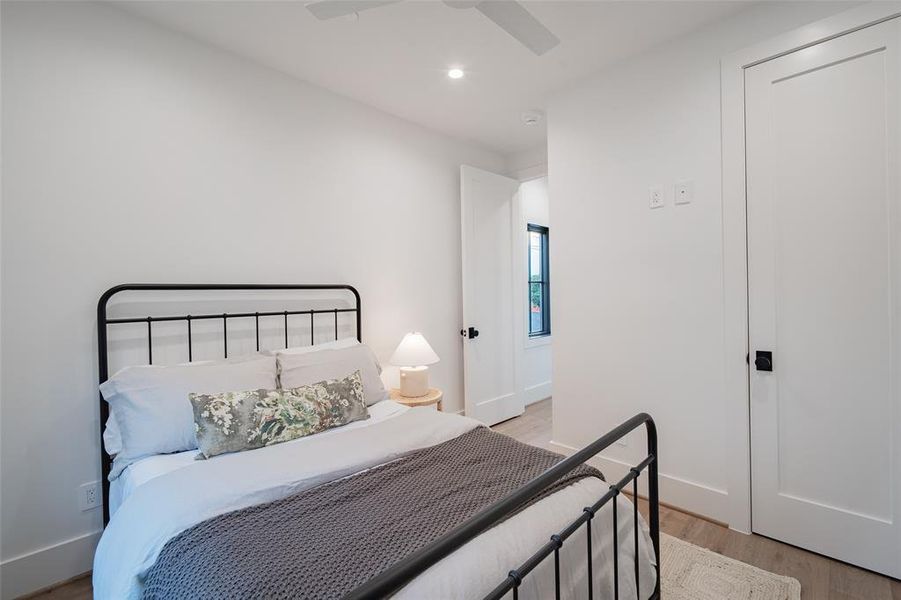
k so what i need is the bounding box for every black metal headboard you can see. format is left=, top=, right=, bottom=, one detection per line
left=97, top=283, right=361, bottom=524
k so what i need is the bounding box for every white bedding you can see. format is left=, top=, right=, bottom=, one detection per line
left=108, top=399, right=411, bottom=516
left=94, top=401, right=656, bottom=599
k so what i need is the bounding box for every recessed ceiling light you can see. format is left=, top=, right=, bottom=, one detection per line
left=447, top=68, right=465, bottom=80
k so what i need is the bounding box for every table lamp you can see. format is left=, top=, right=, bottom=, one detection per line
left=390, top=332, right=440, bottom=397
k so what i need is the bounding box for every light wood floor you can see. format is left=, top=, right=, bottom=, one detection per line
left=34, top=398, right=901, bottom=600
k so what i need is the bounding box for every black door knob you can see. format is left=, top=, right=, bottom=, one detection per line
left=460, top=327, right=479, bottom=339
left=754, top=351, right=773, bottom=372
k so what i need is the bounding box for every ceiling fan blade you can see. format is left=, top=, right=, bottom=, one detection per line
left=475, top=0, right=559, bottom=56
left=306, top=0, right=401, bottom=20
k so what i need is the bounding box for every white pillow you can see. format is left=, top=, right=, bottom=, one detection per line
left=277, top=344, right=387, bottom=406
left=266, top=337, right=360, bottom=356
left=100, top=353, right=280, bottom=457
left=100, top=355, right=277, bottom=480
left=102, top=414, right=123, bottom=456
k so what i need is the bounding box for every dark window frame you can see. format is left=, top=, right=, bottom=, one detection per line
left=527, top=224, right=551, bottom=338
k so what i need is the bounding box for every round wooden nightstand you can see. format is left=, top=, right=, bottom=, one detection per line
left=389, top=388, right=443, bottom=412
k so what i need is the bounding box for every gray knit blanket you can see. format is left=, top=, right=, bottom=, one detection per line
left=143, top=427, right=603, bottom=599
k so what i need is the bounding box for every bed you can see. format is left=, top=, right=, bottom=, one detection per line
left=93, top=284, right=660, bottom=599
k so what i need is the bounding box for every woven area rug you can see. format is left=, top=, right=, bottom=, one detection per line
left=661, top=533, right=801, bottom=600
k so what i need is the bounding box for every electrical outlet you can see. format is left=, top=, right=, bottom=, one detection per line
left=648, top=185, right=665, bottom=209
left=78, top=482, right=100, bottom=511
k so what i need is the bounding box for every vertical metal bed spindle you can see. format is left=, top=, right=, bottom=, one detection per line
left=509, top=570, right=520, bottom=600
left=187, top=316, right=193, bottom=362
left=146, top=317, right=153, bottom=364
left=632, top=472, right=640, bottom=596
left=552, top=534, right=562, bottom=598
left=611, top=487, right=619, bottom=600
left=585, top=506, right=594, bottom=600
left=222, top=314, right=228, bottom=358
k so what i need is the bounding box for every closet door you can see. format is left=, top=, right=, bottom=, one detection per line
left=746, top=17, right=900, bottom=577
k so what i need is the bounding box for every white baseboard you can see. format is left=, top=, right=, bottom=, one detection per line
left=548, top=440, right=731, bottom=525
left=1, top=530, right=99, bottom=599
left=523, top=381, right=552, bottom=406
left=473, top=393, right=522, bottom=424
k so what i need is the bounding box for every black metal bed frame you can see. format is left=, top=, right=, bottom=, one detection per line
left=97, top=284, right=660, bottom=599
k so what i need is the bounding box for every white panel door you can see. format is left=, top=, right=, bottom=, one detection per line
left=746, top=18, right=900, bottom=577
left=460, top=165, right=523, bottom=425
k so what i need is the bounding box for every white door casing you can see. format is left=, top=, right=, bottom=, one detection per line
left=460, top=165, right=524, bottom=425
left=746, top=17, right=900, bottom=577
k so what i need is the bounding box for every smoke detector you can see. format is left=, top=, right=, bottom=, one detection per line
left=521, top=110, right=543, bottom=126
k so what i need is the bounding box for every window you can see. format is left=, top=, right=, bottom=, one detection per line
left=528, top=224, right=550, bottom=337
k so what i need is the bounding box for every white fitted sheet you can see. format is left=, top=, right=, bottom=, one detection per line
left=94, top=402, right=656, bottom=599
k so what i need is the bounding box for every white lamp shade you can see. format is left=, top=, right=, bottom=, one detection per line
left=390, top=332, right=439, bottom=366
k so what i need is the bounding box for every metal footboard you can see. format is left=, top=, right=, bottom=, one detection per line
left=345, top=413, right=660, bottom=600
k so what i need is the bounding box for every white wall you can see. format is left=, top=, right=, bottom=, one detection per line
left=0, top=2, right=503, bottom=596
left=517, top=177, right=552, bottom=405
left=547, top=1, right=858, bottom=524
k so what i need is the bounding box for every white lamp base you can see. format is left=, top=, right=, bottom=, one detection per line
left=399, top=366, right=430, bottom=397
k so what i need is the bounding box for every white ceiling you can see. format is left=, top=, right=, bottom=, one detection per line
left=117, top=1, right=755, bottom=155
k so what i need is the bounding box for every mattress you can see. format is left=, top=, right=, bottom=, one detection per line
left=94, top=401, right=656, bottom=599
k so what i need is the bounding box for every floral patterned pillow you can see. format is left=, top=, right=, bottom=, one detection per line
left=189, top=370, right=369, bottom=459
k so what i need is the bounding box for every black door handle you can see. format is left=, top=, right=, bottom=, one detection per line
left=460, top=327, right=479, bottom=339
left=754, top=350, right=773, bottom=372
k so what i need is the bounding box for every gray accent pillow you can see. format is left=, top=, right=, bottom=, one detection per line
left=190, top=370, right=369, bottom=459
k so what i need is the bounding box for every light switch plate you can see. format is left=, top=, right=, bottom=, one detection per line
left=649, top=185, right=664, bottom=209
left=675, top=180, right=693, bottom=205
